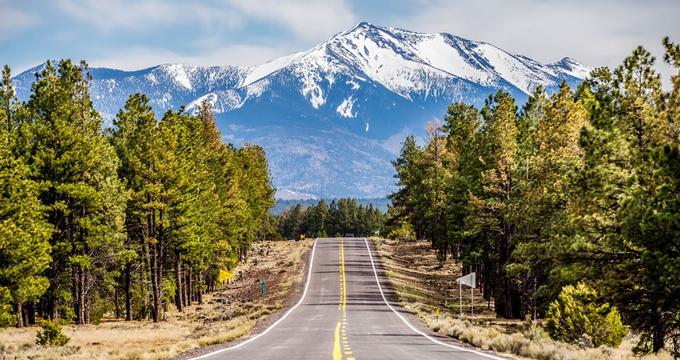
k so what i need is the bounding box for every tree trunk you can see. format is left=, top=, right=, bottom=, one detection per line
left=16, top=302, right=24, bottom=328
left=197, top=272, right=203, bottom=305
left=652, top=304, right=665, bottom=352
left=175, top=250, right=183, bottom=312
left=49, top=293, right=57, bottom=320
left=72, top=266, right=80, bottom=324
left=141, top=235, right=151, bottom=320
left=79, top=268, right=86, bottom=324
left=125, top=263, right=132, bottom=321
left=186, top=270, right=192, bottom=306
left=27, top=302, right=36, bottom=325
left=150, top=242, right=161, bottom=322
left=114, top=288, right=120, bottom=319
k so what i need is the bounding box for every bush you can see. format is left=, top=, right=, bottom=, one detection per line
left=388, top=222, right=416, bottom=241
left=545, top=283, right=628, bottom=347
left=0, top=288, right=15, bottom=327
left=36, top=320, right=70, bottom=346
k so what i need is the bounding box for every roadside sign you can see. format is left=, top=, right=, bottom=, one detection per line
left=456, top=272, right=476, bottom=317
left=260, top=277, right=267, bottom=299
left=456, top=272, right=476, bottom=288
left=218, top=269, right=234, bottom=283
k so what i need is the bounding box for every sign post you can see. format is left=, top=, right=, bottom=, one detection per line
left=455, top=272, right=476, bottom=317
left=260, top=277, right=267, bottom=301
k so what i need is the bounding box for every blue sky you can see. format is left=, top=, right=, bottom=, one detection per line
left=2, top=0, right=679, bottom=80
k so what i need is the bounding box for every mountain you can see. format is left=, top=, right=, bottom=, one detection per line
left=12, top=22, right=592, bottom=199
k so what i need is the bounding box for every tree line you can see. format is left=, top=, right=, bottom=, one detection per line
left=278, top=198, right=384, bottom=239
left=388, top=38, right=680, bottom=354
left=0, top=60, right=275, bottom=327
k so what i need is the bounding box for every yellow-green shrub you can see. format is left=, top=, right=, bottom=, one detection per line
left=388, top=222, right=416, bottom=241
left=545, top=283, right=628, bottom=347
left=36, top=320, right=70, bottom=346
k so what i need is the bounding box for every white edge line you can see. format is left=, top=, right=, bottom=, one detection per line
left=190, top=238, right=319, bottom=360
left=362, top=237, right=506, bottom=360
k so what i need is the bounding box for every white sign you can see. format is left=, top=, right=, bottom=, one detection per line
left=456, top=272, right=476, bottom=289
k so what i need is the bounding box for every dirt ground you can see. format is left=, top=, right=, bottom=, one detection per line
left=373, top=238, right=494, bottom=318
left=0, top=239, right=313, bottom=360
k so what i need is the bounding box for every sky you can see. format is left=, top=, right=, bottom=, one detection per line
left=2, top=0, right=680, bottom=82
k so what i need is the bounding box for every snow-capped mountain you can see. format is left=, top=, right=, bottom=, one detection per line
left=12, top=22, right=592, bottom=199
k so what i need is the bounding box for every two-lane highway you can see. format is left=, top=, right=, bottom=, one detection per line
left=193, top=238, right=504, bottom=360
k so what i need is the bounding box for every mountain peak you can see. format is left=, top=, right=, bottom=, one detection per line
left=550, top=57, right=591, bottom=79
left=12, top=24, right=594, bottom=199
left=347, top=21, right=377, bottom=32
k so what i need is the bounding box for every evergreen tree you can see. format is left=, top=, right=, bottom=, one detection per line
left=441, top=102, right=482, bottom=264
left=509, top=83, right=587, bottom=318
left=0, top=67, right=52, bottom=327
left=466, top=91, right=520, bottom=318
left=26, top=60, right=126, bottom=324
left=389, top=136, right=429, bottom=239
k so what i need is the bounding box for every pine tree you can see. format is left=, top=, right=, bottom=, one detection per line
left=441, top=102, right=482, bottom=264
left=26, top=60, right=126, bottom=324
left=110, top=93, right=159, bottom=320
left=509, top=83, right=587, bottom=318
left=389, top=135, right=427, bottom=238
left=0, top=67, right=52, bottom=327
left=466, top=90, right=521, bottom=318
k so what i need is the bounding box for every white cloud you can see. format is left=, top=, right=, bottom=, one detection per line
left=89, top=44, right=292, bottom=69
left=54, top=0, right=245, bottom=32
left=227, top=0, right=357, bottom=42
left=54, top=0, right=357, bottom=43
left=0, top=3, right=36, bottom=40
left=396, top=0, right=680, bottom=85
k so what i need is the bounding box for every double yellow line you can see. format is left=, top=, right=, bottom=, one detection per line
left=334, top=239, right=354, bottom=360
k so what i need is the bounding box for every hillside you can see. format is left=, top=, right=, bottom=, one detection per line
left=12, top=22, right=591, bottom=198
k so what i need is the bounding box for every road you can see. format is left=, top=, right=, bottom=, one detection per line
left=192, top=238, right=503, bottom=360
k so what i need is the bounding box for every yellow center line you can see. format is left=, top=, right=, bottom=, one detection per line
left=333, top=322, right=342, bottom=360
left=335, top=239, right=355, bottom=360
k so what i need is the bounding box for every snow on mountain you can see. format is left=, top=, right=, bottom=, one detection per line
left=550, top=57, right=592, bottom=79
left=12, top=22, right=592, bottom=199
left=337, top=96, right=356, bottom=118
left=240, top=52, right=304, bottom=87
left=276, top=189, right=320, bottom=201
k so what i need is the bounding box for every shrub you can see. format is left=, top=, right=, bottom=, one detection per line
left=36, top=320, right=70, bottom=346
left=0, top=288, right=15, bottom=327
left=388, top=222, right=416, bottom=241
left=545, top=283, right=628, bottom=347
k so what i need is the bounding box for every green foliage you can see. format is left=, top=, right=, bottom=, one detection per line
left=545, top=283, right=627, bottom=347
left=0, top=288, right=15, bottom=327
left=0, top=61, right=275, bottom=327
left=0, top=65, right=52, bottom=327
left=36, top=320, right=70, bottom=346
left=387, top=222, right=416, bottom=241
left=277, top=198, right=385, bottom=239
left=389, top=37, right=680, bottom=354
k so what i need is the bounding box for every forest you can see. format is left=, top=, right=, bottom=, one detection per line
left=277, top=198, right=385, bottom=239
left=388, top=38, right=680, bottom=354
left=0, top=60, right=275, bottom=327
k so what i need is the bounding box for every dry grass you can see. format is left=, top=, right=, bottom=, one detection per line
left=0, top=240, right=312, bottom=360
left=373, top=238, right=672, bottom=360
left=417, top=310, right=673, bottom=360
left=375, top=238, right=493, bottom=316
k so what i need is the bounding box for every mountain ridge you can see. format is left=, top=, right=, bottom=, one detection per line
left=12, top=22, right=592, bottom=199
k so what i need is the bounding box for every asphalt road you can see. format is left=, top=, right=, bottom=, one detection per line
left=193, top=238, right=503, bottom=360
